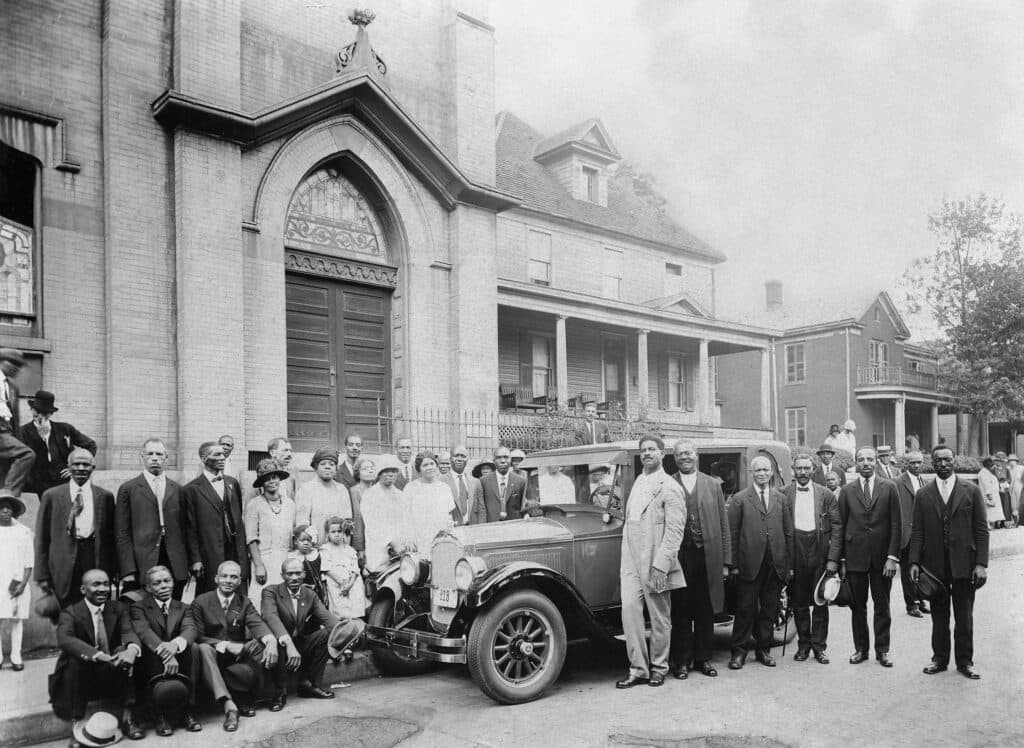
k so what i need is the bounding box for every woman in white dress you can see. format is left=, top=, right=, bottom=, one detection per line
left=0, top=495, right=33, bottom=671
left=361, top=455, right=415, bottom=572
left=403, top=452, right=456, bottom=554
left=245, top=459, right=296, bottom=608
left=978, top=456, right=1005, bottom=528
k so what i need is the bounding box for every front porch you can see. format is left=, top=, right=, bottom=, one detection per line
left=855, top=364, right=958, bottom=455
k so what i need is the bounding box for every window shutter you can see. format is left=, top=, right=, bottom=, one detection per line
left=657, top=354, right=669, bottom=409
left=519, top=331, right=532, bottom=386
left=685, top=359, right=696, bottom=411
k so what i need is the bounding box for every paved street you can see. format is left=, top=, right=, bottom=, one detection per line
left=31, top=541, right=1024, bottom=748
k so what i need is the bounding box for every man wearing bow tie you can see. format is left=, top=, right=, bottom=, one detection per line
left=784, top=454, right=842, bottom=664
left=183, top=442, right=247, bottom=594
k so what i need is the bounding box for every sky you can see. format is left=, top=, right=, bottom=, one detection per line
left=489, top=0, right=1024, bottom=334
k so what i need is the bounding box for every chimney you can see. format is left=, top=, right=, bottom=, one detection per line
left=765, top=280, right=783, bottom=312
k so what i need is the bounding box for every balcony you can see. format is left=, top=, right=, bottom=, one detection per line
left=855, top=365, right=952, bottom=394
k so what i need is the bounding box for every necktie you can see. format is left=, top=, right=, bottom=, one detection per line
left=760, top=488, right=768, bottom=511
left=95, top=608, right=110, bottom=653
left=211, top=475, right=223, bottom=482
left=222, top=596, right=231, bottom=614
left=863, top=479, right=873, bottom=509
left=458, top=474, right=469, bottom=511
left=68, top=488, right=84, bottom=537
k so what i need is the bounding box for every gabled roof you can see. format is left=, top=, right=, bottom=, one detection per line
left=534, top=118, right=620, bottom=163
left=496, top=112, right=724, bottom=262
left=720, top=290, right=912, bottom=338
left=642, top=291, right=713, bottom=319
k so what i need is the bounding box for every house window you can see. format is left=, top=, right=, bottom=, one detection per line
left=527, top=230, right=551, bottom=286
left=874, top=307, right=881, bottom=322
left=665, top=263, right=682, bottom=296
left=785, top=407, right=807, bottom=449
left=0, top=142, right=38, bottom=327
left=870, top=340, right=889, bottom=369
left=519, top=333, right=554, bottom=400
left=667, top=354, right=689, bottom=410
left=602, top=248, right=623, bottom=300
left=602, top=335, right=626, bottom=404
left=785, top=342, right=806, bottom=384
left=582, top=165, right=599, bottom=203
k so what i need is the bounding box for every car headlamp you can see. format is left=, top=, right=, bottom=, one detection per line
left=454, top=556, right=487, bottom=591
left=399, top=552, right=429, bottom=585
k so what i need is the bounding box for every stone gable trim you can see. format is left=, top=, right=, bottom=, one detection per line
left=284, top=248, right=397, bottom=289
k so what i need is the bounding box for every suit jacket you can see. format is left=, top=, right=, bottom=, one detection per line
left=261, top=583, right=340, bottom=642
left=335, top=462, right=358, bottom=490
left=784, top=482, right=842, bottom=567
left=478, top=470, right=527, bottom=522
left=895, top=471, right=928, bottom=551
left=442, top=471, right=483, bottom=525
left=20, top=421, right=97, bottom=495
left=811, top=461, right=846, bottom=487
left=573, top=419, right=611, bottom=446
left=35, top=482, right=116, bottom=599
left=909, top=478, right=989, bottom=581
left=394, top=460, right=416, bottom=490
left=181, top=473, right=248, bottom=580
left=673, top=471, right=732, bottom=612
left=130, top=593, right=197, bottom=652
left=190, top=589, right=271, bottom=645
left=874, top=463, right=897, bottom=481
left=837, top=476, right=901, bottom=572
left=728, top=485, right=794, bottom=582
left=622, top=470, right=686, bottom=592
left=115, top=473, right=189, bottom=581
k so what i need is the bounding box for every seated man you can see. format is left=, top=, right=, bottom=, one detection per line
left=261, top=557, right=364, bottom=710
left=129, top=565, right=203, bottom=737
left=49, top=569, right=144, bottom=741
left=190, top=561, right=277, bottom=732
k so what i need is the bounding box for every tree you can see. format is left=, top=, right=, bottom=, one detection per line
left=901, top=194, right=1024, bottom=452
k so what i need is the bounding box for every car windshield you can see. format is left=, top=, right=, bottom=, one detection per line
left=526, top=462, right=625, bottom=512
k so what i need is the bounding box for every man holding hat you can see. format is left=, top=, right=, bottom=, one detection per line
left=0, top=348, right=35, bottom=500
left=812, top=444, right=846, bottom=488
left=910, top=446, right=989, bottom=680
left=294, top=446, right=363, bottom=554
left=0, top=492, right=33, bottom=671
left=129, top=565, right=202, bottom=736
left=20, top=389, right=97, bottom=497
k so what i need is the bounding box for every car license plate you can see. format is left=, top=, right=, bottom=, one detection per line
left=432, top=587, right=458, bottom=608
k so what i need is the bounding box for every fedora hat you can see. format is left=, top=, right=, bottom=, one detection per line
left=327, top=617, right=365, bottom=661
left=914, top=565, right=948, bottom=603
left=27, top=390, right=58, bottom=414
left=148, top=673, right=191, bottom=710
left=816, top=443, right=835, bottom=455
left=0, top=490, right=26, bottom=518
left=34, top=592, right=60, bottom=623
left=813, top=571, right=842, bottom=607
left=73, top=712, right=123, bottom=747
left=253, top=458, right=290, bottom=488
left=0, top=348, right=25, bottom=367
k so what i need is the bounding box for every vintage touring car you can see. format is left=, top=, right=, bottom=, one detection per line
left=364, top=438, right=793, bottom=704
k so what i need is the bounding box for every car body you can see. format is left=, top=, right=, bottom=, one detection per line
left=364, top=437, right=793, bottom=704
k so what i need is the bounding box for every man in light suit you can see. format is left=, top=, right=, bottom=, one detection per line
left=785, top=454, right=841, bottom=663
left=573, top=402, right=611, bottom=445
left=182, top=442, right=247, bottom=594
left=838, top=447, right=901, bottom=667
left=910, top=446, right=989, bottom=680
left=478, top=446, right=527, bottom=522
left=616, top=435, right=685, bottom=688
left=811, top=444, right=846, bottom=488
left=35, top=448, right=117, bottom=608
left=728, top=455, right=794, bottom=670
left=335, top=433, right=363, bottom=489
left=116, top=438, right=190, bottom=598
left=668, top=440, right=731, bottom=679
left=442, top=445, right=481, bottom=526
left=896, top=451, right=929, bottom=618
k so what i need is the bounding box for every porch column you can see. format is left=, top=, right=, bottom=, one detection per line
left=930, top=404, right=939, bottom=450
left=894, top=396, right=906, bottom=456
left=636, top=329, right=649, bottom=412
left=698, top=338, right=710, bottom=424
left=760, top=347, right=771, bottom=430
left=555, top=315, right=569, bottom=408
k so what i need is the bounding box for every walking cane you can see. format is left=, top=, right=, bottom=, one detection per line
left=780, top=585, right=790, bottom=657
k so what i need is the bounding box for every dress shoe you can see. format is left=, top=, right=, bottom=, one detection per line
left=957, top=665, right=981, bottom=680
left=123, top=716, right=145, bottom=741
left=918, top=601, right=930, bottom=614
left=696, top=661, right=718, bottom=677
left=906, top=605, right=923, bottom=618
left=11, top=662, right=24, bottom=672
left=648, top=672, right=665, bottom=687
left=876, top=652, right=893, bottom=668
left=269, top=690, right=287, bottom=711
left=238, top=704, right=256, bottom=718
left=793, top=647, right=810, bottom=661
left=223, top=710, right=239, bottom=732
left=670, top=667, right=688, bottom=680
left=923, top=660, right=948, bottom=675
left=728, top=652, right=746, bottom=670
left=297, top=684, right=335, bottom=699
left=754, top=650, right=776, bottom=667
left=813, top=650, right=830, bottom=665
left=155, top=716, right=173, bottom=738
left=183, top=712, right=202, bottom=732
left=849, top=650, right=869, bottom=664
left=615, top=674, right=648, bottom=688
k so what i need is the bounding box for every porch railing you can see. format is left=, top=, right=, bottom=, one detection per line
left=856, top=365, right=950, bottom=391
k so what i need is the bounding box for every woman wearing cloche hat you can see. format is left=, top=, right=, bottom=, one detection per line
left=244, top=458, right=295, bottom=607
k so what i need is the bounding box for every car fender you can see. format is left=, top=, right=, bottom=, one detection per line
left=368, top=560, right=404, bottom=603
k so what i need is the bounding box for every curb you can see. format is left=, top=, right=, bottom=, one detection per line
left=0, top=651, right=382, bottom=747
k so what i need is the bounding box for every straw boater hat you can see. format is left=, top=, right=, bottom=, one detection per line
left=842, top=419, right=856, bottom=431
left=73, top=712, right=123, bottom=747
left=253, top=458, right=290, bottom=488
left=877, top=445, right=892, bottom=456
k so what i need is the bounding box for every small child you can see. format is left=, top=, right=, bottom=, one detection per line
left=287, top=524, right=328, bottom=606
left=0, top=495, right=32, bottom=672
left=320, top=516, right=367, bottom=619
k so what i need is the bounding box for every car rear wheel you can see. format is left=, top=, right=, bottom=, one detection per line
left=367, top=596, right=437, bottom=676
left=467, top=589, right=567, bottom=705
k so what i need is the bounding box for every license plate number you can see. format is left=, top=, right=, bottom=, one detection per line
left=432, top=587, right=458, bottom=608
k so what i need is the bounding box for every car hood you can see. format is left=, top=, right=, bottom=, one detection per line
left=448, top=517, right=573, bottom=548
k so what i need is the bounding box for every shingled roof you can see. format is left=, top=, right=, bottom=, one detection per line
left=495, top=112, right=725, bottom=262
left=721, top=289, right=912, bottom=338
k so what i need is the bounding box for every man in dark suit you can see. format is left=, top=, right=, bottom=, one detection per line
left=443, top=444, right=482, bottom=526
left=668, top=440, right=731, bottom=679
left=838, top=446, right=901, bottom=667
left=49, top=569, right=144, bottom=739
left=910, top=446, right=989, bottom=679
left=394, top=436, right=415, bottom=489
left=336, top=433, right=363, bottom=489
left=129, top=565, right=203, bottom=736
left=727, top=456, right=793, bottom=670
left=785, top=454, right=842, bottom=663
left=478, top=446, right=527, bottom=522
left=182, top=441, right=247, bottom=594
left=0, top=348, right=35, bottom=499
left=35, top=449, right=116, bottom=608
left=19, top=389, right=97, bottom=497
left=811, top=444, right=846, bottom=488
left=116, top=438, right=189, bottom=598
left=896, top=451, right=929, bottom=618
left=874, top=445, right=898, bottom=480
left=573, top=402, right=611, bottom=445
left=261, top=558, right=363, bottom=710
left=191, top=561, right=277, bottom=731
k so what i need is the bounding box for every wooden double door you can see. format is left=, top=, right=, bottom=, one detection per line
left=286, top=275, right=391, bottom=452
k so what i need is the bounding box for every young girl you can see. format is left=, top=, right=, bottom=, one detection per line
left=287, top=524, right=328, bottom=606
left=0, top=495, right=32, bottom=671
left=320, top=516, right=367, bottom=619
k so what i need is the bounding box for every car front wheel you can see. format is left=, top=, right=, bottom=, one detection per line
left=466, top=589, right=567, bottom=705
left=367, top=595, right=437, bottom=676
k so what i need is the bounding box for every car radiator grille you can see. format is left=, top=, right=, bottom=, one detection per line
left=430, top=536, right=463, bottom=627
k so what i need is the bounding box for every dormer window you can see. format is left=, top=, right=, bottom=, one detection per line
left=583, top=166, right=599, bottom=203
left=533, top=118, right=620, bottom=209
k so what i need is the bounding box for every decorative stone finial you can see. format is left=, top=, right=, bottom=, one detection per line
left=348, top=8, right=376, bottom=27
left=336, top=8, right=387, bottom=80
